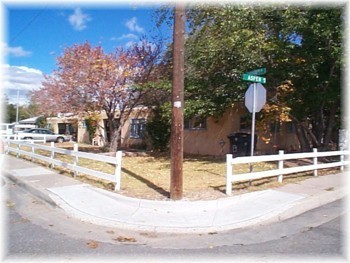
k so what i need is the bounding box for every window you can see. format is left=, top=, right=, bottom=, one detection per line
left=240, top=116, right=251, bottom=130
left=81, top=120, right=86, bottom=128
left=130, top=118, right=146, bottom=139
left=184, top=116, right=207, bottom=130
left=287, top=122, right=296, bottom=133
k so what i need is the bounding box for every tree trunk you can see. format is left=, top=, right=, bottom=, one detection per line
left=107, top=115, right=119, bottom=153
left=323, top=103, right=337, bottom=150
left=294, top=121, right=311, bottom=152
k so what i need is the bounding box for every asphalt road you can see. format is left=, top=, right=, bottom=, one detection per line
left=2, top=176, right=348, bottom=262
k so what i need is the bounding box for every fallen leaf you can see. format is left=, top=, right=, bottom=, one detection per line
left=6, top=200, right=16, bottom=208
left=114, top=236, right=137, bottom=243
left=86, top=240, right=99, bottom=249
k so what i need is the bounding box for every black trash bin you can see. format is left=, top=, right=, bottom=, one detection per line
left=227, top=133, right=257, bottom=157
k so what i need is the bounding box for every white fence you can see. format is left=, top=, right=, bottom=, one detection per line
left=5, top=140, right=122, bottom=191
left=226, top=148, right=349, bottom=195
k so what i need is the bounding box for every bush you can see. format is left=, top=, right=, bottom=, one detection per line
left=145, top=107, right=171, bottom=152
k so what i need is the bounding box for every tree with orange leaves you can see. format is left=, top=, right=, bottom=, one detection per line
left=33, top=40, right=162, bottom=151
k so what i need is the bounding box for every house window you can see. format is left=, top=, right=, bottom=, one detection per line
left=287, top=122, right=296, bottom=133
left=184, top=116, right=207, bottom=130
left=130, top=118, right=146, bottom=139
left=81, top=120, right=86, bottom=128
left=240, top=116, right=251, bottom=130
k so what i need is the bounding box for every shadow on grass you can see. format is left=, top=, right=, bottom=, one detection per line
left=121, top=167, right=170, bottom=198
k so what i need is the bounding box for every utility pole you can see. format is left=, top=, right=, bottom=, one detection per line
left=170, top=2, right=185, bottom=200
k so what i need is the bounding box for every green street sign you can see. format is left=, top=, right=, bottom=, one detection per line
left=242, top=74, right=266, bottom=84
left=246, top=67, right=266, bottom=76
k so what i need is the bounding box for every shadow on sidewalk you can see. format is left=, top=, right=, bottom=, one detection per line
left=121, top=168, right=170, bottom=198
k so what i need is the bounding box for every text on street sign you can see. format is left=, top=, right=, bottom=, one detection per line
left=242, top=74, right=266, bottom=84
left=246, top=68, right=266, bottom=76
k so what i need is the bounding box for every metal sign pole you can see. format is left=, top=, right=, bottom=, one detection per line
left=250, top=82, right=256, bottom=173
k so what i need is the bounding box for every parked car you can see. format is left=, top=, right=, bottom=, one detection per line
left=18, top=128, right=71, bottom=143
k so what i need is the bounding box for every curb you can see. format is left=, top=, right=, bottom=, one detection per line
left=3, top=171, right=58, bottom=208
left=3, top=167, right=347, bottom=233
left=259, top=188, right=347, bottom=226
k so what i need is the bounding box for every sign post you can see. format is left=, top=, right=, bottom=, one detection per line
left=243, top=68, right=267, bottom=172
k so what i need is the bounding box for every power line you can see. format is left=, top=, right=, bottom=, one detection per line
left=10, top=7, right=47, bottom=44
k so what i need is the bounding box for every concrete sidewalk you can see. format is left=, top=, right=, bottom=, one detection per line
left=2, top=154, right=348, bottom=233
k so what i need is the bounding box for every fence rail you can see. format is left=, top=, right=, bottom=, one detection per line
left=226, top=148, right=349, bottom=195
left=4, top=140, right=122, bottom=191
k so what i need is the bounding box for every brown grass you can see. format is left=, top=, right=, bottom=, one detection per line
left=7, top=142, right=340, bottom=200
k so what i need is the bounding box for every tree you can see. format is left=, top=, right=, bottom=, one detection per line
left=2, top=95, right=39, bottom=123
left=156, top=4, right=343, bottom=151
left=286, top=8, right=343, bottom=150
left=33, top=40, right=162, bottom=151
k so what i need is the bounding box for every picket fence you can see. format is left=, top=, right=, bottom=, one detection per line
left=5, top=140, right=122, bottom=191
left=226, top=148, right=349, bottom=195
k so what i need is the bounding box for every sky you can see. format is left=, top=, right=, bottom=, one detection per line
left=1, top=2, right=172, bottom=106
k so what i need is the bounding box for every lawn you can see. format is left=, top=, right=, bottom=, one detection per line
left=6, top=141, right=338, bottom=200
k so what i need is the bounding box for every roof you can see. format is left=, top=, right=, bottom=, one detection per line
left=18, top=116, right=42, bottom=124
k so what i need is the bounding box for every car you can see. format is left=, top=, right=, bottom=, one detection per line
left=18, top=128, right=71, bottom=143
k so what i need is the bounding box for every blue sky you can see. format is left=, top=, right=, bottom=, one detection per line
left=2, top=3, right=172, bottom=105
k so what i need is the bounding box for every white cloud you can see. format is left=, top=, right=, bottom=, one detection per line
left=125, top=17, right=144, bottom=33
left=2, top=43, right=32, bottom=57
left=2, top=64, right=44, bottom=105
left=117, top=33, right=138, bottom=41
left=68, top=8, right=91, bottom=31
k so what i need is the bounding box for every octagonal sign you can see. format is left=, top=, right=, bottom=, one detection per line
left=245, top=83, right=266, bottom=113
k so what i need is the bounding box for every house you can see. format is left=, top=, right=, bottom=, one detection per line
left=46, top=103, right=300, bottom=155
left=46, top=107, right=150, bottom=149
left=15, top=116, right=40, bottom=132
left=1, top=116, right=40, bottom=135
left=183, top=103, right=300, bottom=156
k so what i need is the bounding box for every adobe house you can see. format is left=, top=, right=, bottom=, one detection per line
left=46, top=107, right=150, bottom=149
left=183, top=103, right=300, bottom=156
left=46, top=103, right=300, bottom=155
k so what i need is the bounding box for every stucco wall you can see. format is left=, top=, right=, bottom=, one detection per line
left=184, top=104, right=244, bottom=156
left=183, top=103, right=300, bottom=156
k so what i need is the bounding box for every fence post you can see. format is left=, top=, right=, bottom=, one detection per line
left=340, top=147, right=344, bottom=172
left=226, top=154, right=233, bottom=195
left=6, top=140, right=10, bottom=154
left=73, top=143, right=78, bottom=177
left=278, top=150, right=284, bottom=183
left=30, top=141, right=35, bottom=162
left=313, top=148, right=318, bottom=176
left=114, top=151, right=122, bottom=191
left=16, top=143, right=20, bottom=158
left=50, top=142, right=55, bottom=168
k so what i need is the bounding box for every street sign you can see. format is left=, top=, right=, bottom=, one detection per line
left=246, top=68, right=266, bottom=76
left=245, top=83, right=266, bottom=113
left=242, top=74, right=266, bottom=84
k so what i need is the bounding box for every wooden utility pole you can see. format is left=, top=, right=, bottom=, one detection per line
left=170, top=3, right=185, bottom=200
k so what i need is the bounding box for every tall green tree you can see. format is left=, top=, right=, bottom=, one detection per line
left=286, top=8, right=343, bottom=150
left=156, top=4, right=344, bottom=151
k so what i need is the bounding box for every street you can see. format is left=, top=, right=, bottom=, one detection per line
left=2, top=176, right=348, bottom=262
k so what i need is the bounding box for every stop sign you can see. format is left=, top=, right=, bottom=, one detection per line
left=245, top=83, right=266, bottom=113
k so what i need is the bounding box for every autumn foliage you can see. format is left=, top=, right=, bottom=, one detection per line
left=33, top=41, right=162, bottom=150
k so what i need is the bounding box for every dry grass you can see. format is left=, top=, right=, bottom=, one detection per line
left=7, top=142, right=340, bottom=200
